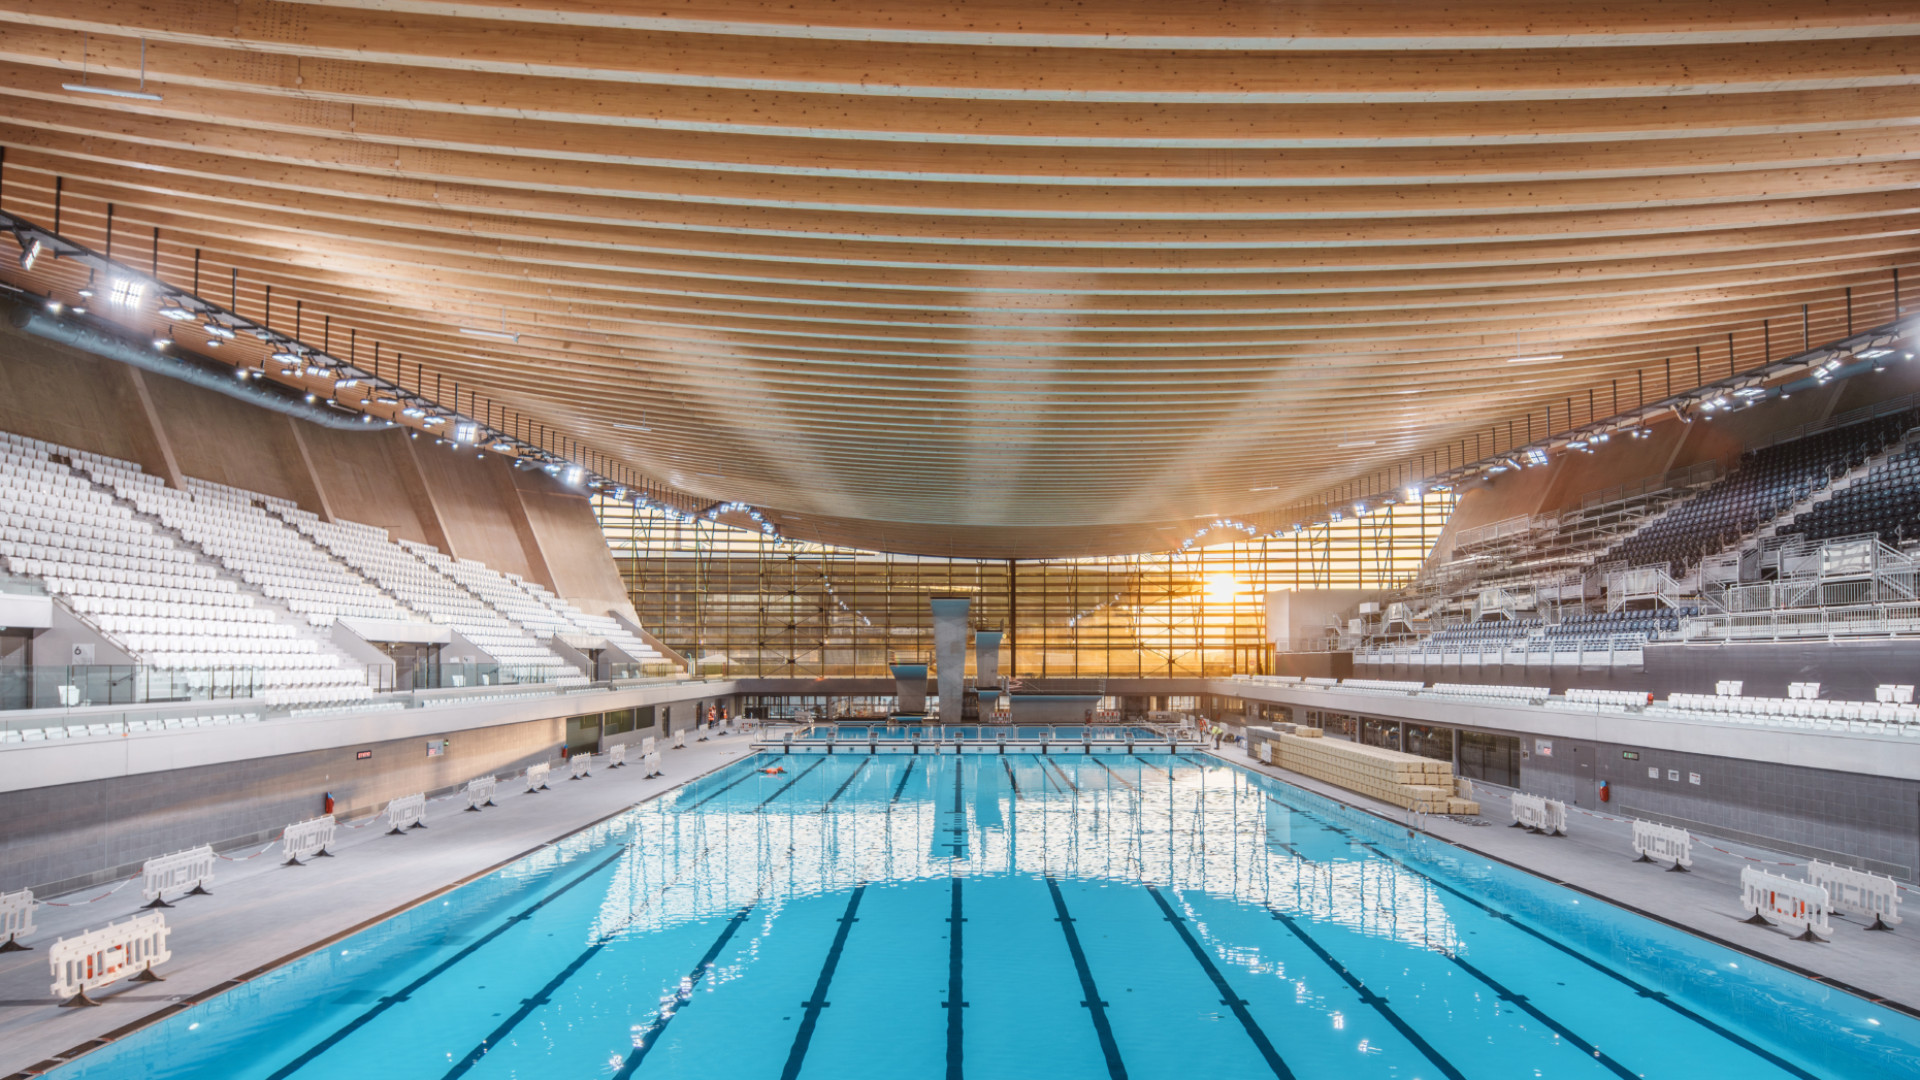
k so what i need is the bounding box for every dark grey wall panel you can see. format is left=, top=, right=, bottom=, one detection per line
left=0, top=716, right=565, bottom=897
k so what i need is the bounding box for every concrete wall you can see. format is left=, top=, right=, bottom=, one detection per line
left=0, top=319, right=634, bottom=625
left=0, top=679, right=737, bottom=895
left=1520, top=733, right=1919, bottom=880
left=1213, top=679, right=1920, bottom=879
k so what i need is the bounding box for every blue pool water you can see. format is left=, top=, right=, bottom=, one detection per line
left=51, top=753, right=1920, bottom=1079
left=796, top=725, right=1162, bottom=741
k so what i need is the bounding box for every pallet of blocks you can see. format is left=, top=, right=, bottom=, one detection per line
left=1266, top=731, right=1480, bottom=815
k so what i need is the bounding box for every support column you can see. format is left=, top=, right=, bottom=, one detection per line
left=974, top=629, right=1003, bottom=721
left=929, top=596, right=970, bottom=721
left=891, top=663, right=929, bottom=717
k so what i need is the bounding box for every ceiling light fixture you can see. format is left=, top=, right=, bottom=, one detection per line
left=1506, top=354, right=1564, bottom=364
left=64, top=35, right=163, bottom=101
left=15, top=235, right=41, bottom=271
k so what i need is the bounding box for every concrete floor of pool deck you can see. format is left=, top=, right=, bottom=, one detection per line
left=1214, top=745, right=1920, bottom=1017
left=5, top=738, right=1919, bottom=1076
left=0, top=732, right=761, bottom=1079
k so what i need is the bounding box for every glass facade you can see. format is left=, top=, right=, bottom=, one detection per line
left=596, top=492, right=1453, bottom=679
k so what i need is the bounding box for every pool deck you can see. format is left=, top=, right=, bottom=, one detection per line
left=1213, top=745, right=1920, bottom=1016
left=5, top=737, right=1918, bottom=1077
left=0, top=732, right=760, bottom=1079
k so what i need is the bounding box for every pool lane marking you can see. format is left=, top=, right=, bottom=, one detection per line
left=891, top=758, right=918, bottom=804
left=434, top=845, right=717, bottom=1079
left=1325, top=827, right=1824, bottom=1080
left=679, top=766, right=760, bottom=811
left=1046, top=878, right=1128, bottom=1080
left=1046, top=760, right=1080, bottom=794
left=1266, top=909, right=1467, bottom=1080
left=1001, top=757, right=1021, bottom=798
left=1256, top=783, right=1823, bottom=1080
left=942, top=757, right=968, bottom=856
left=1446, top=955, right=1640, bottom=1080
left=1128, top=755, right=1172, bottom=779
left=612, top=902, right=760, bottom=1080
left=1144, top=885, right=1294, bottom=1079
left=758, top=758, right=827, bottom=808
left=780, top=884, right=869, bottom=1080
left=945, top=877, right=966, bottom=1080
left=826, top=758, right=871, bottom=805
left=1090, top=758, right=1138, bottom=792
left=265, top=844, right=632, bottom=1080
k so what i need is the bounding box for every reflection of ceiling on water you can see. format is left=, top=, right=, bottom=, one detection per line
left=582, top=758, right=1459, bottom=956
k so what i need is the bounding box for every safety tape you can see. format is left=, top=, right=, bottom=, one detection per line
left=39, top=875, right=136, bottom=907
left=215, top=840, right=281, bottom=862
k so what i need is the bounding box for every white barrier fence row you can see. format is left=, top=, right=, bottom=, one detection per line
left=1742, top=866, right=1833, bottom=941
left=464, top=776, right=497, bottom=812
left=608, top=743, right=627, bottom=768
left=282, top=815, right=336, bottom=866
left=1808, top=860, right=1903, bottom=930
left=1, top=887, right=35, bottom=950
left=526, top=762, right=551, bottom=792
left=49, top=911, right=171, bottom=1005
left=569, top=753, right=592, bottom=780
left=672, top=729, right=686, bottom=749
left=141, top=846, right=216, bottom=908
left=1509, top=793, right=1568, bottom=836
left=385, top=793, right=427, bottom=834
left=1631, top=819, right=1693, bottom=870
left=643, top=751, right=662, bottom=778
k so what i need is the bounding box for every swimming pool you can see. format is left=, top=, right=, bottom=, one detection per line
left=49, top=753, right=1920, bottom=1079
left=793, top=724, right=1164, bottom=741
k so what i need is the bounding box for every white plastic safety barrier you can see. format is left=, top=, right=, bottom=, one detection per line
left=672, top=729, right=687, bottom=749
left=1509, top=793, right=1567, bottom=836
left=526, top=762, right=551, bottom=792
left=1742, top=865, right=1832, bottom=941
left=641, top=736, right=657, bottom=756
left=608, top=743, right=627, bottom=768
left=464, top=776, right=497, bottom=812
left=1807, top=860, right=1902, bottom=930
left=644, top=751, right=662, bottom=777
left=281, top=815, right=336, bottom=865
left=141, top=845, right=216, bottom=907
left=1632, top=819, right=1692, bottom=870
left=385, top=793, right=427, bottom=834
left=49, top=911, right=171, bottom=1005
left=0, top=887, right=35, bottom=951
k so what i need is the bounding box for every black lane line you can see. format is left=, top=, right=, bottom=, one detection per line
left=1341, top=835, right=1821, bottom=1080
left=945, top=877, right=966, bottom=1080
left=1001, top=757, right=1021, bottom=798
left=266, top=845, right=629, bottom=1080
left=1046, top=878, right=1127, bottom=1080
left=891, top=759, right=918, bottom=803
left=680, top=767, right=760, bottom=812
left=612, top=902, right=758, bottom=1080
left=1448, top=955, right=1639, bottom=1080
left=941, top=758, right=968, bottom=856
left=1046, top=759, right=1080, bottom=793
left=826, top=758, right=871, bottom=805
left=437, top=846, right=716, bottom=1079
left=1090, top=758, right=1138, bottom=792
left=759, top=758, right=827, bottom=808
left=1267, top=910, right=1466, bottom=1080
left=1144, top=886, right=1293, bottom=1079
left=780, top=884, right=868, bottom=1080
left=1128, top=755, right=1172, bottom=778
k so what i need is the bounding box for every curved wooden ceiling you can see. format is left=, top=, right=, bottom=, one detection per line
left=0, top=2, right=1917, bottom=556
